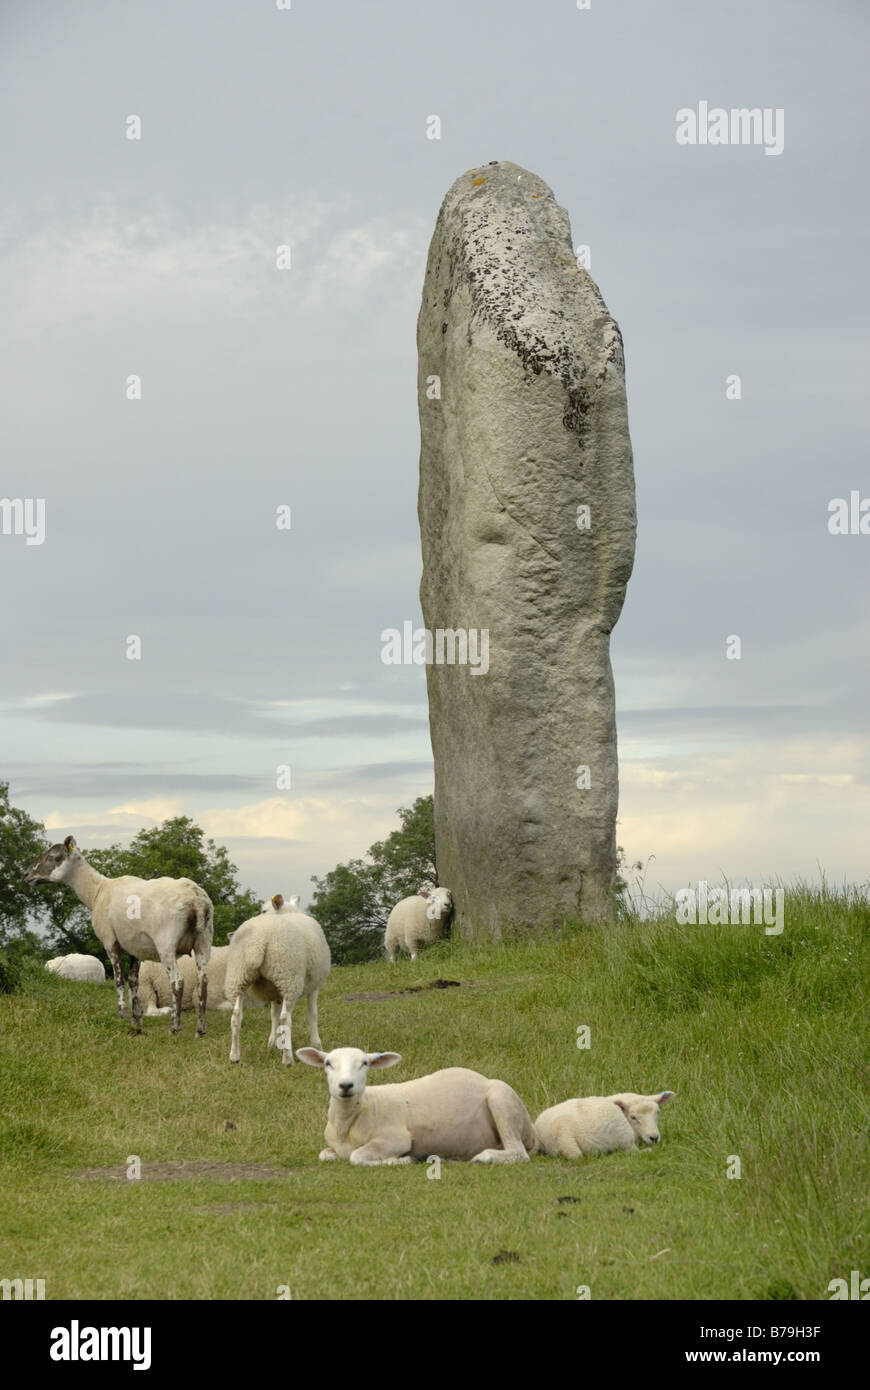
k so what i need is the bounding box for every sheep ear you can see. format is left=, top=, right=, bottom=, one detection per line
left=656, top=1091, right=675, bottom=1105
left=613, top=1099, right=630, bottom=1116
left=63, top=835, right=76, bottom=853
left=367, top=1052, right=401, bottom=1070
left=271, top=894, right=283, bottom=908
left=296, top=1048, right=327, bottom=1067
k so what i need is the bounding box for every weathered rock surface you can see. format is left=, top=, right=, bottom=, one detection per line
left=417, top=161, right=636, bottom=937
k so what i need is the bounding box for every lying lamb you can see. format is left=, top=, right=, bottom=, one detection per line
left=535, top=1091, right=675, bottom=1157
left=297, top=1046, right=539, bottom=1165
left=44, top=954, right=106, bottom=983
left=384, top=886, right=453, bottom=962
left=137, top=947, right=265, bottom=1016
left=225, top=908, right=331, bottom=1064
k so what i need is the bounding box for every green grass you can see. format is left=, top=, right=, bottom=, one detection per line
left=1, top=886, right=867, bottom=1300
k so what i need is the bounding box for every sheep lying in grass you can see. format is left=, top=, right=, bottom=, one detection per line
left=535, top=1091, right=675, bottom=1157
left=384, top=887, right=453, bottom=962
left=297, top=1046, right=539, bottom=1165
left=137, top=947, right=265, bottom=1017
left=25, top=835, right=212, bottom=1036
left=44, top=954, right=106, bottom=983
left=225, top=909, right=330, bottom=1064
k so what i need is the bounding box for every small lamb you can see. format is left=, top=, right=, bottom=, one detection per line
left=535, top=1091, right=675, bottom=1158
left=44, top=954, right=106, bottom=983
left=384, top=886, right=453, bottom=962
left=297, top=1046, right=539, bottom=1165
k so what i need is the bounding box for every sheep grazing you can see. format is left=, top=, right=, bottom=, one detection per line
left=296, top=1046, right=539, bottom=1165
left=25, top=836, right=213, bottom=1036
left=137, top=947, right=266, bottom=1017
left=224, top=908, right=331, bottom=1064
left=535, top=1091, right=675, bottom=1158
left=384, top=886, right=453, bottom=962
left=44, top=954, right=106, bottom=983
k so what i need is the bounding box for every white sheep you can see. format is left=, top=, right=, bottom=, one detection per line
left=136, top=947, right=266, bottom=1017
left=224, top=908, right=331, bottom=1064
left=296, top=1046, right=539, bottom=1165
left=534, top=1091, right=675, bottom=1157
left=25, top=835, right=213, bottom=1036
left=44, top=954, right=106, bottom=983
left=384, top=886, right=453, bottom=962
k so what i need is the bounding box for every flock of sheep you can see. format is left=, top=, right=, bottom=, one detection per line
left=27, top=836, right=674, bottom=1165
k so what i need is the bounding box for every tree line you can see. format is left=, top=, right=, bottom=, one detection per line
left=0, top=780, right=435, bottom=990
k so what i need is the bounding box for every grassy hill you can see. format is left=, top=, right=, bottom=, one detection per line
left=1, top=885, right=867, bottom=1300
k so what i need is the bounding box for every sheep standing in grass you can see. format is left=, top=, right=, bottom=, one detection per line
left=25, top=835, right=213, bottom=1036
left=384, top=887, right=453, bottom=962
left=534, top=1091, right=675, bottom=1157
left=224, top=908, right=330, bottom=1064
left=297, top=1046, right=539, bottom=1165
left=44, top=954, right=106, bottom=983
left=137, top=947, right=266, bottom=1017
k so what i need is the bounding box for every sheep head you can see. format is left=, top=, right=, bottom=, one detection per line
left=425, top=886, right=454, bottom=922
left=25, top=835, right=80, bottom=885
left=296, top=1046, right=402, bottom=1100
left=611, top=1091, right=675, bottom=1145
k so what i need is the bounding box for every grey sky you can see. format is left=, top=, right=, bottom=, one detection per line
left=1, top=0, right=867, bottom=902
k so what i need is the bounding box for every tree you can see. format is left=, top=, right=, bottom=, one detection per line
left=46, top=816, right=261, bottom=954
left=309, top=796, right=436, bottom=964
left=0, top=779, right=57, bottom=947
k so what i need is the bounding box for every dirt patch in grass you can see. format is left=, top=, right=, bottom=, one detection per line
left=345, top=978, right=465, bottom=1003
left=74, top=1161, right=292, bottom=1183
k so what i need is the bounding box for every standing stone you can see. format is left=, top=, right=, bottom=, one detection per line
left=417, top=161, right=636, bottom=938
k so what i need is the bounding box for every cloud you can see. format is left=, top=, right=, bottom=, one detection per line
left=7, top=692, right=428, bottom=740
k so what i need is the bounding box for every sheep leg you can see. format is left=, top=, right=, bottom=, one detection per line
left=306, top=989, right=323, bottom=1051
left=471, top=1083, right=533, bottom=1165
left=229, top=996, right=243, bottom=1063
left=128, top=958, right=143, bottom=1034
left=349, top=1139, right=413, bottom=1166
left=268, top=1001, right=280, bottom=1049
left=109, top=942, right=126, bottom=1019
left=162, top=955, right=183, bottom=1035
left=193, top=939, right=209, bottom=1038
left=278, top=997, right=293, bottom=1065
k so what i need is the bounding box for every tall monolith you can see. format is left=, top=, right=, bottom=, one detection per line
left=417, top=161, right=636, bottom=938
